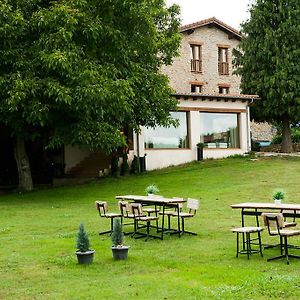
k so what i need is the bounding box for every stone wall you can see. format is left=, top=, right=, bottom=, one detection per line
left=261, top=143, right=300, bottom=152
left=161, top=26, right=241, bottom=94
left=250, top=121, right=277, bottom=141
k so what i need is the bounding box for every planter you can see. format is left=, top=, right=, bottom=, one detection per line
left=274, top=199, right=282, bottom=205
left=197, top=147, right=203, bottom=161
left=147, top=193, right=154, bottom=197
left=75, top=250, right=95, bottom=264
left=111, top=246, right=130, bottom=260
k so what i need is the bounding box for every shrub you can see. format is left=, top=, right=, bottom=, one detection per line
left=272, top=127, right=300, bottom=144
left=251, top=140, right=261, bottom=151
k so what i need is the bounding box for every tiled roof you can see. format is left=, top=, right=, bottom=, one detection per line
left=174, top=93, right=260, bottom=102
left=180, top=17, right=242, bottom=40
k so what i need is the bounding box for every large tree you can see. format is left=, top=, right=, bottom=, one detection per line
left=234, top=0, right=300, bottom=152
left=0, top=0, right=181, bottom=191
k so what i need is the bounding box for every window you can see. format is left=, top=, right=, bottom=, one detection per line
left=219, top=86, right=229, bottom=94
left=144, top=112, right=189, bottom=149
left=199, top=112, right=239, bottom=148
left=190, top=44, right=202, bottom=72
left=191, top=84, right=202, bottom=93
left=218, top=47, right=229, bottom=75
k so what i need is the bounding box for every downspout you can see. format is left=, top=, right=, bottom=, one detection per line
left=246, top=99, right=254, bottom=152
left=136, top=131, right=140, bottom=173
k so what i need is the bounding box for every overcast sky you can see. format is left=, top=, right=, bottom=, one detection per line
left=165, top=0, right=254, bottom=30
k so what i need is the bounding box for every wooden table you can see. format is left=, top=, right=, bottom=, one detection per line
left=231, top=202, right=300, bottom=249
left=116, top=195, right=186, bottom=239
left=231, top=202, right=300, bottom=227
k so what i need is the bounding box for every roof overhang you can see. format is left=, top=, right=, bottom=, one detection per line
left=174, top=93, right=260, bottom=103
left=180, top=17, right=243, bottom=41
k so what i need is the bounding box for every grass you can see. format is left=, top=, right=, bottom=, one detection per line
left=1, top=156, right=300, bottom=299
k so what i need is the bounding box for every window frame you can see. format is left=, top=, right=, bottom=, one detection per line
left=218, top=46, right=230, bottom=75
left=191, top=84, right=203, bottom=93
left=199, top=111, right=241, bottom=149
left=190, top=43, right=202, bottom=73
left=144, top=111, right=190, bottom=150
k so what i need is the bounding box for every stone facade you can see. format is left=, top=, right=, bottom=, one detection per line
left=250, top=121, right=277, bottom=141
left=134, top=18, right=255, bottom=170
left=161, top=26, right=241, bottom=94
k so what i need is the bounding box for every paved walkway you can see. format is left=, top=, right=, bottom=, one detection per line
left=258, top=152, right=300, bottom=157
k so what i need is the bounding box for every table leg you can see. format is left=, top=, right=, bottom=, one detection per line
left=241, top=208, right=245, bottom=250
left=155, top=204, right=159, bottom=232
left=255, top=208, right=259, bottom=226
left=161, top=204, right=165, bottom=240
left=177, top=203, right=181, bottom=237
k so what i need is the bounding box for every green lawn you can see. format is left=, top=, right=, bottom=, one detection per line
left=1, top=157, right=300, bottom=299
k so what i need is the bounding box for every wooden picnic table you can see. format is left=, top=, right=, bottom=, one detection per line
left=116, top=195, right=186, bottom=239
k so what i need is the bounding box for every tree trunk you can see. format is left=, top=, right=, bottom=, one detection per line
left=281, top=117, right=293, bottom=153
left=13, top=137, right=33, bottom=191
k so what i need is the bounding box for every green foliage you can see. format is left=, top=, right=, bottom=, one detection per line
left=111, top=218, right=124, bottom=246
left=196, top=142, right=205, bottom=149
left=272, top=127, right=300, bottom=144
left=227, top=154, right=245, bottom=159
left=0, top=0, right=181, bottom=152
left=76, top=223, right=90, bottom=252
left=145, top=184, right=159, bottom=195
left=273, top=190, right=285, bottom=201
left=251, top=140, right=261, bottom=151
left=234, top=0, right=300, bottom=125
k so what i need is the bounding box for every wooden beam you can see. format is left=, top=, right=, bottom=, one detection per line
left=178, top=107, right=246, bottom=113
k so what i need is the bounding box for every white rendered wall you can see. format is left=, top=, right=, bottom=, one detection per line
left=138, top=99, right=250, bottom=171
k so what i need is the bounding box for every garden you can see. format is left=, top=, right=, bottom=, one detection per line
left=1, top=156, right=300, bottom=299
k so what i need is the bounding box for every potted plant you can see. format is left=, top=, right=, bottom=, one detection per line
left=273, top=190, right=285, bottom=205
left=111, top=218, right=129, bottom=260
left=75, top=223, right=95, bottom=264
left=145, top=184, right=159, bottom=197
left=196, top=142, right=205, bottom=161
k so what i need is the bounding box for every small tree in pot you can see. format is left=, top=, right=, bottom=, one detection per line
left=111, top=218, right=129, bottom=260
left=75, top=223, right=95, bottom=264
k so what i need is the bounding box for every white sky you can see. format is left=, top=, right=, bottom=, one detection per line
left=165, top=0, right=254, bottom=30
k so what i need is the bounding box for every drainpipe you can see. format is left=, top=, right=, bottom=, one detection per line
left=246, top=99, right=254, bottom=152
left=136, top=131, right=140, bottom=173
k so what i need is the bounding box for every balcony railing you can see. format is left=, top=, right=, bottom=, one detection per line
left=218, top=62, right=229, bottom=75
left=191, top=59, right=202, bottom=72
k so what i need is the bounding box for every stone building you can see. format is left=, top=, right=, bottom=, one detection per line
left=134, top=17, right=259, bottom=170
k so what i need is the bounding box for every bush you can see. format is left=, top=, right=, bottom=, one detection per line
left=251, top=140, right=261, bottom=151
left=272, top=127, right=300, bottom=144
